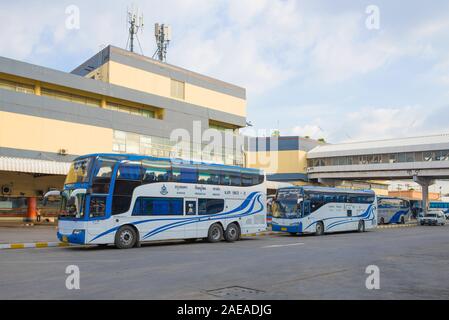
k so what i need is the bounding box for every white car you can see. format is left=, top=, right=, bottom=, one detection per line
left=419, top=210, right=446, bottom=226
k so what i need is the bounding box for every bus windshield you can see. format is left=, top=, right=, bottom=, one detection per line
left=272, top=189, right=303, bottom=219
left=59, top=190, right=86, bottom=219
left=65, top=157, right=94, bottom=185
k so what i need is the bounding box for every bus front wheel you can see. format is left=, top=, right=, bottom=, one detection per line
left=207, top=223, right=224, bottom=243
left=224, top=223, right=240, bottom=242
left=315, top=222, right=324, bottom=236
left=400, top=216, right=405, bottom=224
left=115, top=225, right=137, bottom=249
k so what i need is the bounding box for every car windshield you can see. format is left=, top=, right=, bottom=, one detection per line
left=65, top=157, right=94, bottom=185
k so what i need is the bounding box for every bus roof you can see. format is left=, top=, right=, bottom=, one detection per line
left=377, top=196, right=409, bottom=201
left=278, top=186, right=375, bottom=195
left=74, top=153, right=263, bottom=174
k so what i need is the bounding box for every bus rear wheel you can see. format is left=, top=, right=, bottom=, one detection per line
left=358, top=220, right=365, bottom=232
left=315, top=222, right=324, bottom=236
left=115, top=225, right=137, bottom=249
left=225, top=223, right=240, bottom=242
left=207, top=223, right=223, bottom=243
left=379, top=217, right=385, bottom=225
left=400, top=216, right=405, bottom=224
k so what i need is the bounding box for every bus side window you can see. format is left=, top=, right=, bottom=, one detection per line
left=89, top=196, right=106, bottom=218
left=303, top=200, right=311, bottom=216
left=142, top=160, right=170, bottom=184
left=198, top=199, right=225, bottom=215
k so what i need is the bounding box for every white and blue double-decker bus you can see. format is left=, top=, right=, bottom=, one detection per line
left=271, top=186, right=377, bottom=235
left=377, top=197, right=410, bottom=224
left=49, top=154, right=266, bottom=248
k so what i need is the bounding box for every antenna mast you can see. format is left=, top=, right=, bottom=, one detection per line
left=126, top=7, right=144, bottom=53
left=153, top=23, right=171, bottom=62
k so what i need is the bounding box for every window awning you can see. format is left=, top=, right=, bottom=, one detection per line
left=0, top=157, right=71, bottom=175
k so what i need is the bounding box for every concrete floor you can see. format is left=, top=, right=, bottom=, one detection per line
left=0, top=225, right=448, bottom=300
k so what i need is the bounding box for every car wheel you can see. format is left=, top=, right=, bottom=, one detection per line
left=207, top=223, right=223, bottom=243
left=224, top=223, right=240, bottom=242
left=315, top=222, right=324, bottom=236
left=115, top=225, right=137, bottom=249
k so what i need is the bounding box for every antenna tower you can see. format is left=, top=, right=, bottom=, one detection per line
left=153, top=23, right=171, bottom=62
left=126, top=7, right=144, bottom=54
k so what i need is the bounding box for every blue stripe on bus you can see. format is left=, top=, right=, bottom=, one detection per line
left=89, top=191, right=262, bottom=243
left=388, top=209, right=409, bottom=224
left=304, top=204, right=374, bottom=230
left=142, top=194, right=264, bottom=239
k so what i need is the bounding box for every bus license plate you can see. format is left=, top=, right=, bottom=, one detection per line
left=281, top=227, right=287, bottom=231
left=62, top=235, right=68, bottom=243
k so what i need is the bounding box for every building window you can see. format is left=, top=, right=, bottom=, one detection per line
left=0, top=79, right=34, bottom=94
left=170, top=79, right=185, bottom=100
left=41, top=88, right=100, bottom=107
left=105, top=102, right=155, bottom=118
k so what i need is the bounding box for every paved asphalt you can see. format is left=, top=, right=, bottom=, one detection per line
left=0, top=225, right=448, bottom=300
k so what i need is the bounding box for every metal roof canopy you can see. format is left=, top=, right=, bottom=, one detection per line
left=308, top=134, right=449, bottom=158
left=0, top=157, right=71, bottom=175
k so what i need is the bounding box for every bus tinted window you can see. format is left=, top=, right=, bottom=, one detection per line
left=92, top=159, right=116, bottom=194
left=112, top=196, right=132, bottom=215
left=198, top=199, right=225, bottom=215
left=132, top=197, right=183, bottom=216
left=142, top=160, right=170, bottom=184
left=197, top=167, right=221, bottom=185
left=171, top=164, right=198, bottom=183
left=116, top=161, right=144, bottom=180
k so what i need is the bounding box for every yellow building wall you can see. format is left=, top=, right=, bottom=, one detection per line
left=246, top=150, right=308, bottom=174
left=106, top=61, right=246, bottom=118
left=0, top=111, right=113, bottom=155
left=85, top=62, right=110, bottom=82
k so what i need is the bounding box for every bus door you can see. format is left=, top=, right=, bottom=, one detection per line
left=184, top=198, right=198, bottom=238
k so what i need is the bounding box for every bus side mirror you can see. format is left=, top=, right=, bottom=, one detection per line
left=43, top=190, right=61, bottom=206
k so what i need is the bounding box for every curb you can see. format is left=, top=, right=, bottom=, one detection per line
left=376, top=223, right=417, bottom=229
left=242, top=231, right=277, bottom=238
left=0, top=242, right=71, bottom=250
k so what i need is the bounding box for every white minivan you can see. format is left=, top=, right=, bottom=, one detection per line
left=419, top=210, right=446, bottom=226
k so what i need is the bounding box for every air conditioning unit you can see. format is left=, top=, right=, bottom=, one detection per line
left=1, top=185, right=12, bottom=196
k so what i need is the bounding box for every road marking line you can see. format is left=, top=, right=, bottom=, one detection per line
left=262, top=243, right=305, bottom=248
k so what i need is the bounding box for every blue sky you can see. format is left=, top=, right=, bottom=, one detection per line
left=1, top=0, right=449, bottom=144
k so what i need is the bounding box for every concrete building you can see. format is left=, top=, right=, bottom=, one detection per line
left=245, top=136, right=322, bottom=185
left=245, top=136, right=391, bottom=196
left=0, top=45, right=246, bottom=218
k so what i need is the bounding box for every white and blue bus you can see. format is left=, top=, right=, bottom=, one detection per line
left=48, top=154, right=266, bottom=248
left=271, top=186, right=377, bottom=235
left=377, top=197, right=410, bottom=224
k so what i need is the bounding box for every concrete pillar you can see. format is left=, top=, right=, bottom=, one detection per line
left=413, top=176, right=435, bottom=215
left=24, top=197, right=37, bottom=223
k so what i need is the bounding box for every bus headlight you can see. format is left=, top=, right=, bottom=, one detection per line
left=72, top=229, right=84, bottom=235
